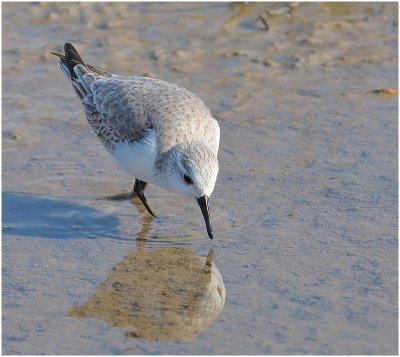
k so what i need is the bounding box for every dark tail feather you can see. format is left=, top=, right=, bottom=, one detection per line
left=50, top=43, right=88, bottom=79
left=63, top=43, right=88, bottom=79
left=51, top=43, right=111, bottom=79
left=51, top=43, right=113, bottom=100
left=51, top=44, right=88, bottom=99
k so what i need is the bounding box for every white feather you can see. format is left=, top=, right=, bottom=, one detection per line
left=112, top=130, right=157, bottom=184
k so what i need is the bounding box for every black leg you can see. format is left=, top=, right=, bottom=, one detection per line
left=133, top=179, right=156, bottom=217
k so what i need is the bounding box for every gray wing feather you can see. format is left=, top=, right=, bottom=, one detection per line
left=82, top=77, right=151, bottom=151
left=52, top=44, right=148, bottom=151
left=54, top=43, right=218, bottom=155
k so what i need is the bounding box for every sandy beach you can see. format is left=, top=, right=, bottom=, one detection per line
left=2, top=2, right=398, bottom=354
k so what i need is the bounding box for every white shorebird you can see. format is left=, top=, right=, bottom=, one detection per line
left=52, top=43, right=219, bottom=239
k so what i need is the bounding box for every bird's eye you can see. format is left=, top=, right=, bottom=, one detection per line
left=183, top=175, right=193, bottom=185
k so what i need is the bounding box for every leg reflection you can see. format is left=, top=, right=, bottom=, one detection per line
left=131, top=196, right=153, bottom=241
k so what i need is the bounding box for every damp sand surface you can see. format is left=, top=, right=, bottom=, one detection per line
left=2, top=2, right=398, bottom=354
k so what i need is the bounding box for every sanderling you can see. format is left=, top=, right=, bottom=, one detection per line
left=52, top=43, right=220, bottom=239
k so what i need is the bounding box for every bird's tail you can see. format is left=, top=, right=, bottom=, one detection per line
left=51, top=43, right=111, bottom=99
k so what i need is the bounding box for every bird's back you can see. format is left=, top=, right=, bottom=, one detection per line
left=91, top=75, right=219, bottom=154
left=54, top=43, right=219, bottom=155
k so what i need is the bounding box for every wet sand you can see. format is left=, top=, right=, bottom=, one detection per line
left=2, top=2, right=398, bottom=354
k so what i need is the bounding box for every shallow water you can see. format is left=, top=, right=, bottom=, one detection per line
left=2, top=2, right=398, bottom=354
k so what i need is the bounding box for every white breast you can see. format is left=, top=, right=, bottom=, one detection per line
left=111, top=130, right=158, bottom=184
left=211, top=118, right=220, bottom=155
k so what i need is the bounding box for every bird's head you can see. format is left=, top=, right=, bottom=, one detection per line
left=157, top=143, right=219, bottom=239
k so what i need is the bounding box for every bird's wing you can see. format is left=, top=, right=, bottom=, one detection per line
left=53, top=43, right=152, bottom=150
left=81, top=77, right=154, bottom=151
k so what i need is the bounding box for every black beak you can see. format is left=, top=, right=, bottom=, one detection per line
left=197, top=195, right=213, bottom=239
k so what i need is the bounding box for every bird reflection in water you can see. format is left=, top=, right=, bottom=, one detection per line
left=69, top=196, right=226, bottom=341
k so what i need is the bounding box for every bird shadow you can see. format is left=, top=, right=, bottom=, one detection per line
left=2, top=191, right=122, bottom=239
left=100, top=191, right=135, bottom=201
left=99, top=190, right=154, bottom=240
